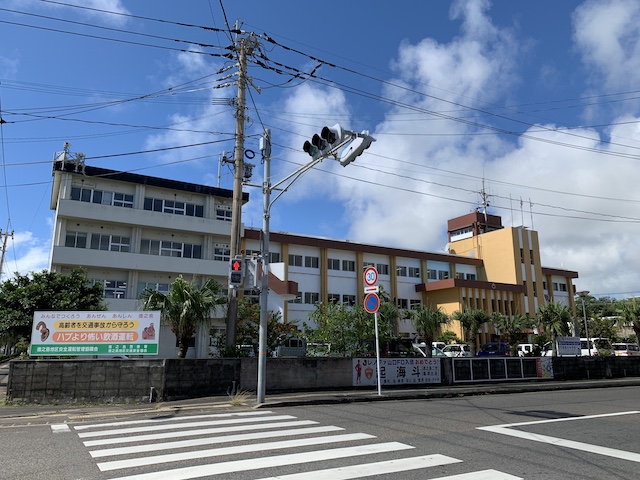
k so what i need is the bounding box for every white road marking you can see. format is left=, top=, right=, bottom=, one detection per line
left=478, top=410, right=640, bottom=463
left=83, top=419, right=319, bottom=447
left=102, top=442, right=414, bottom=480
left=89, top=425, right=344, bottom=457
left=432, top=470, right=523, bottom=480
left=255, top=454, right=463, bottom=479
left=97, top=433, right=376, bottom=471
left=51, top=424, right=70, bottom=433
left=73, top=410, right=273, bottom=430
left=77, top=414, right=297, bottom=438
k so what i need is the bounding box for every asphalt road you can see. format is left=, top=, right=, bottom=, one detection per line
left=1, top=385, right=638, bottom=479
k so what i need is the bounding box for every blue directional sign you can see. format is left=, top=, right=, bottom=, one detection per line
left=364, top=293, right=380, bottom=313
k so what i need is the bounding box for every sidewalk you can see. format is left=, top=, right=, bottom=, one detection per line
left=2, top=363, right=640, bottom=420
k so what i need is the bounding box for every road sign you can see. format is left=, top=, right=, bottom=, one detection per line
left=363, top=266, right=378, bottom=286
left=364, top=293, right=380, bottom=313
left=364, top=285, right=379, bottom=294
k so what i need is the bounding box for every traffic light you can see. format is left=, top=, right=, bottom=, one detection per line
left=303, top=124, right=348, bottom=160
left=320, top=123, right=346, bottom=150
left=303, top=133, right=327, bottom=160
left=229, top=257, right=245, bottom=287
left=339, top=131, right=376, bottom=167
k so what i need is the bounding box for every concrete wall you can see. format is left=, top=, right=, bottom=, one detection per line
left=7, top=356, right=640, bottom=404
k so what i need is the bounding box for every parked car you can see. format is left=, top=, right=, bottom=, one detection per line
left=412, top=343, right=447, bottom=357
left=477, top=342, right=510, bottom=356
left=612, top=342, right=640, bottom=356
left=580, top=337, right=614, bottom=356
left=516, top=343, right=534, bottom=357
left=441, top=344, right=471, bottom=357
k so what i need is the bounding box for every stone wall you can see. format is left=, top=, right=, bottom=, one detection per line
left=7, top=356, right=640, bottom=404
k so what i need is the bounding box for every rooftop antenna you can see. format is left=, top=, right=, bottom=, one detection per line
left=477, top=177, right=491, bottom=223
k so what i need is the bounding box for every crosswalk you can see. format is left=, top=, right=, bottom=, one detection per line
left=52, top=410, right=522, bottom=479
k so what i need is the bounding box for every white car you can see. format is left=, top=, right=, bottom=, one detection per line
left=441, top=344, right=470, bottom=357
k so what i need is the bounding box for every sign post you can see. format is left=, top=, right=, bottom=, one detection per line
left=363, top=266, right=382, bottom=396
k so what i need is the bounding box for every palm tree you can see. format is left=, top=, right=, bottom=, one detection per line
left=536, top=302, right=572, bottom=356
left=618, top=299, right=640, bottom=345
left=407, top=305, right=450, bottom=357
left=141, top=276, right=226, bottom=358
left=452, top=308, right=489, bottom=356
left=492, top=312, right=533, bottom=355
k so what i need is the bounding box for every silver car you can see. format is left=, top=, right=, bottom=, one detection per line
left=441, top=344, right=471, bottom=357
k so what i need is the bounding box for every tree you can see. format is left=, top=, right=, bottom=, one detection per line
left=407, top=305, right=450, bottom=357
left=618, top=299, right=640, bottom=345
left=141, top=276, right=226, bottom=358
left=305, top=301, right=395, bottom=357
left=232, top=298, right=301, bottom=357
left=0, top=268, right=106, bottom=347
left=452, top=308, right=489, bottom=356
left=536, top=302, right=573, bottom=356
left=492, top=312, right=534, bottom=355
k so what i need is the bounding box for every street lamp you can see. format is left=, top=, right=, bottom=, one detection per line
left=577, top=290, right=590, bottom=356
left=254, top=127, right=374, bottom=404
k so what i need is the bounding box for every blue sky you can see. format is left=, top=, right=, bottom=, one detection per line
left=2, top=0, right=640, bottom=299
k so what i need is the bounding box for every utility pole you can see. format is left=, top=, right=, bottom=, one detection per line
left=0, top=229, right=14, bottom=280
left=226, top=34, right=257, bottom=349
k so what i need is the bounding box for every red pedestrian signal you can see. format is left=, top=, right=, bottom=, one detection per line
left=229, top=257, right=245, bottom=287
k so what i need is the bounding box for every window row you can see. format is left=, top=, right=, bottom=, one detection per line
left=65, top=231, right=202, bottom=259
left=71, top=187, right=133, bottom=208
left=143, top=197, right=204, bottom=218
left=140, top=239, right=202, bottom=259
left=65, top=232, right=130, bottom=252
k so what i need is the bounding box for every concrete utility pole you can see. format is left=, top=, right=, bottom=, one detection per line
left=226, top=34, right=257, bottom=349
left=0, top=229, right=13, bottom=280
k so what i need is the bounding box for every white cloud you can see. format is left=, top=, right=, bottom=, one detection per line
left=573, top=0, right=640, bottom=91
left=2, top=231, right=50, bottom=279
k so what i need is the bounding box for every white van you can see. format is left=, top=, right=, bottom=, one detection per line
left=580, top=338, right=613, bottom=356
left=516, top=344, right=534, bottom=357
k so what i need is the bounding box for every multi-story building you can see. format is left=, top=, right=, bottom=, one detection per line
left=49, top=156, right=578, bottom=357
left=243, top=212, right=578, bottom=343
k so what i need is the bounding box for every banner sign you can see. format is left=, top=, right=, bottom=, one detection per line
left=353, top=357, right=441, bottom=386
left=29, top=311, right=161, bottom=356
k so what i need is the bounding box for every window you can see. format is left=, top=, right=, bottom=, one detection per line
left=143, top=197, right=204, bottom=218
left=328, top=258, right=340, bottom=270
left=140, top=239, right=201, bottom=258
left=112, top=192, right=134, bottom=208
left=543, top=281, right=547, bottom=290
left=342, top=260, right=355, bottom=272
left=288, top=254, right=303, bottom=267
left=71, top=187, right=132, bottom=208
left=90, top=234, right=130, bottom=252
left=409, top=299, right=422, bottom=309
left=455, top=272, right=465, bottom=279
left=466, top=273, right=476, bottom=280
left=216, top=204, right=232, bottom=221
left=342, top=294, right=356, bottom=306
left=408, top=267, right=420, bottom=278
left=269, top=252, right=281, bottom=263
left=328, top=293, right=341, bottom=303
left=396, top=298, right=408, bottom=309
left=553, top=282, right=559, bottom=291
left=65, top=231, right=87, bottom=248
left=377, top=264, right=389, bottom=275
left=137, top=282, right=170, bottom=297
left=530, top=250, right=534, bottom=265
left=520, top=248, right=524, bottom=264
left=363, top=261, right=374, bottom=268
left=559, top=283, right=568, bottom=292
left=438, top=270, right=449, bottom=280
left=288, top=294, right=302, bottom=304
left=396, top=266, right=407, bottom=277
left=214, top=243, right=230, bottom=262
left=533, top=281, right=537, bottom=297
left=93, top=279, right=127, bottom=299
left=427, top=269, right=437, bottom=280
left=304, top=292, right=320, bottom=304
left=304, top=256, right=319, bottom=268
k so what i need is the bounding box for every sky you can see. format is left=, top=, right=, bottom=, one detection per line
left=2, top=0, right=640, bottom=299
